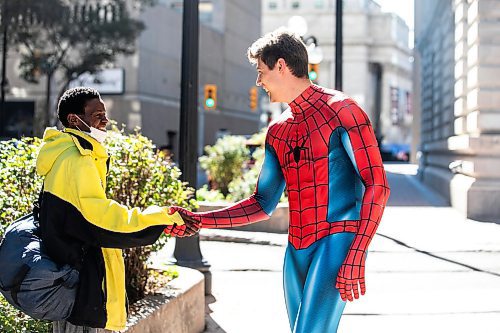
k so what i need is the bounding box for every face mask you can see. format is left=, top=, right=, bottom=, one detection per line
left=74, top=115, right=107, bottom=143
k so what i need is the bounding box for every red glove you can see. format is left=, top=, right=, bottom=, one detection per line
left=336, top=249, right=366, bottom=302
left=164, top=207, right=201, bottom=237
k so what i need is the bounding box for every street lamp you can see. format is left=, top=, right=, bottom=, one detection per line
left=175, top=0, right=211, bottom=295
left=335, top=0, right=343, bottom=90
left=287, top=15, right=308, bottom=37
left=304, top=37, right=324, bottom=65
left=287, top=17, right=324, bottom=63
left=287, top=16, right=324, bottom=81
left=0, top=0, right=9, bottom=138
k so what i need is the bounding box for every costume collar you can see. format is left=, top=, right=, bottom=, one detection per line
left=289, top=84, right=318, bottom=115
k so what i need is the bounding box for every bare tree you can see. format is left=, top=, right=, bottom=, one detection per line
left=2, top=0, right=156, bottom=127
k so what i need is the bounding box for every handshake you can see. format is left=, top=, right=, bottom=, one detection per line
left=165, top=206, right=202, bottom=237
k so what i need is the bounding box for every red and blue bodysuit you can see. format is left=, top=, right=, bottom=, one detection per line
left=172, top=85, right=390, bottom=332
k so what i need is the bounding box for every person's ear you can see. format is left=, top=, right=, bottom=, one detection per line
left=277, top=58, right=287, bottom=73
left=67, top=114, right=79, bottom=127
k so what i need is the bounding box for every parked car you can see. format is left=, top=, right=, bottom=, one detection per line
left=380, top=143, right=410, bottom=162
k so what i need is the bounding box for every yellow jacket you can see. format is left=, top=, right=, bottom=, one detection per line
left=36, top=128, right=182, bottom=330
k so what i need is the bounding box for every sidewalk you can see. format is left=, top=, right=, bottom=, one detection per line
left=339, top=164, right=500, bottom=332
left=161, top=163, right=500, bottom=332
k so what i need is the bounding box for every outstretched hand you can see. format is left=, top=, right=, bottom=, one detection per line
left=336, top=250, right=366, bottom=302
left=164, top=206, right=202, bottom=237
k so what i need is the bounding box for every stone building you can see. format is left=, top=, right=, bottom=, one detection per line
left=262, top=0, right=413, bottom=151
left=3, top=0, right=262, bottom=157
left=414, top=0, right=500, bottom=221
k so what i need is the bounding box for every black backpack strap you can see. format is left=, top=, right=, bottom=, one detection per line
left=52, top=277, right=65, bottom=287
left=67, top=131, right=94, bottom=151
left=38, top=183, right=43, bottom=206
left=33, top=183, right=44, bottom=219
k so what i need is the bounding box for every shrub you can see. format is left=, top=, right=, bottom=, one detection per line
left=0, top=137, right=43, bottom=233
left=227, top=144, right=288, bottom=203
left=0, top=137, right=49, bottom=333
left=104, top=125, right=196, bottom=302
left=0, top=297, right=51, bottom=332
left=196, top=184, right=225, bottom=202
left=198, top=129, right=288, bottom=204
left=226, top=146, right=264, bottom=202
left=0, top=126, right=195, bottom=330
left=199, top=135, right=249, bottom=196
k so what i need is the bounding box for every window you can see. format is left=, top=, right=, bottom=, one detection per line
left=268, top=1, right=277, bottom=9
left=314, top=0, right=324, bottom=9
left=292, top=1, right=300, bottom=9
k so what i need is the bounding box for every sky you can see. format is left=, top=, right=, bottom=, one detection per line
left=374, top=0, right=414, bottom=29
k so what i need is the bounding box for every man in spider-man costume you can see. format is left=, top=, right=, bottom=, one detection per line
left=168, top=28, right=390, bottom=332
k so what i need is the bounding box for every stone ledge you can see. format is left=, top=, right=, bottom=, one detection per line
left=124, top=266, right=205, bottom=333
left=421, top=165, right=500, bottom=223
left=198, top=201, right=289, bottom=233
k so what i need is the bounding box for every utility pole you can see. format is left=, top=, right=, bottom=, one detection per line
left=0, top=0, right=8, bottom=137
left=335, top=0, right=343, bottom=91
left=175, top=0, right=211, bottom=294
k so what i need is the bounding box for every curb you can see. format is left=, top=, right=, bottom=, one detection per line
left=124, top=266, right=205, bottom=333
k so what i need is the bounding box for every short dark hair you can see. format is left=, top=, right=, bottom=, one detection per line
left=247, top=27, right=309, bottom=78
left=57, top=87, right=101, bottom=127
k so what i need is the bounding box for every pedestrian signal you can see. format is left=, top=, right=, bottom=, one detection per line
left=308, top=64, right=319, bottom=82
left=249, top=86, right=258, bottom=111
left=204, top=84, right=217, bottom=110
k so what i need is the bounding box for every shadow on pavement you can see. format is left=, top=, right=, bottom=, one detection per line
left=378, top=233, right=500, bottom=278
left=204, top=294, right=228, bottom=333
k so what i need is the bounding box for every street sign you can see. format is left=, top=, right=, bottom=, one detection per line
left=69, top=68, right=125, bottom=95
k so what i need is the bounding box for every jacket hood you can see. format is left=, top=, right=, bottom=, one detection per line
left=36, top=127, right=107, bottom=176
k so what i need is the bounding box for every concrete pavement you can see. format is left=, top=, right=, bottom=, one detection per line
left=157, top=163, right=500, bottom=332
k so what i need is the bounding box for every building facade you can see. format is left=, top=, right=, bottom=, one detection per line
left=414, top=0, right=500, bottom=222
left=262, top=0, right=413, bottom=151
left=3, top=0, right=262, bottom=157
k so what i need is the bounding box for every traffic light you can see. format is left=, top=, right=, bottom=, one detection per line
left=204, top=84, right=217, bottom=110
left=308, top=63, right=319, bottom=82
left=249, top=86, right=258, bottom=111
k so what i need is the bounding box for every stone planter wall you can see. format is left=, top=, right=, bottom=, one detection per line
left=125, top=266, right=205, bottom=333
left=198, top=202, right=289, bottom=233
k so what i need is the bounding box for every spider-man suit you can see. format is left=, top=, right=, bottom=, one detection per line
left=170, top=84, right=390, bottom=332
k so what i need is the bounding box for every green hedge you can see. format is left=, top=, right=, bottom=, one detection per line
left=199, top=135, right=249, bottom=196
left=0, top=137, right=52, bottom=332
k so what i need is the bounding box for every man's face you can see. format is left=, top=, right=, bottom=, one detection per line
left=80, top=98, right=108, bottom=131
left=256, top=58, right=284, bottom=103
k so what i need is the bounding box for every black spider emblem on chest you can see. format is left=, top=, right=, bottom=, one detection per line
left=285, top=132, right=312, bottom=165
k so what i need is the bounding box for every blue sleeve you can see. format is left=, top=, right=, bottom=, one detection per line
left=253, top=143, right=286, bottom=216
left=340, top=128, right=361, bottom=177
